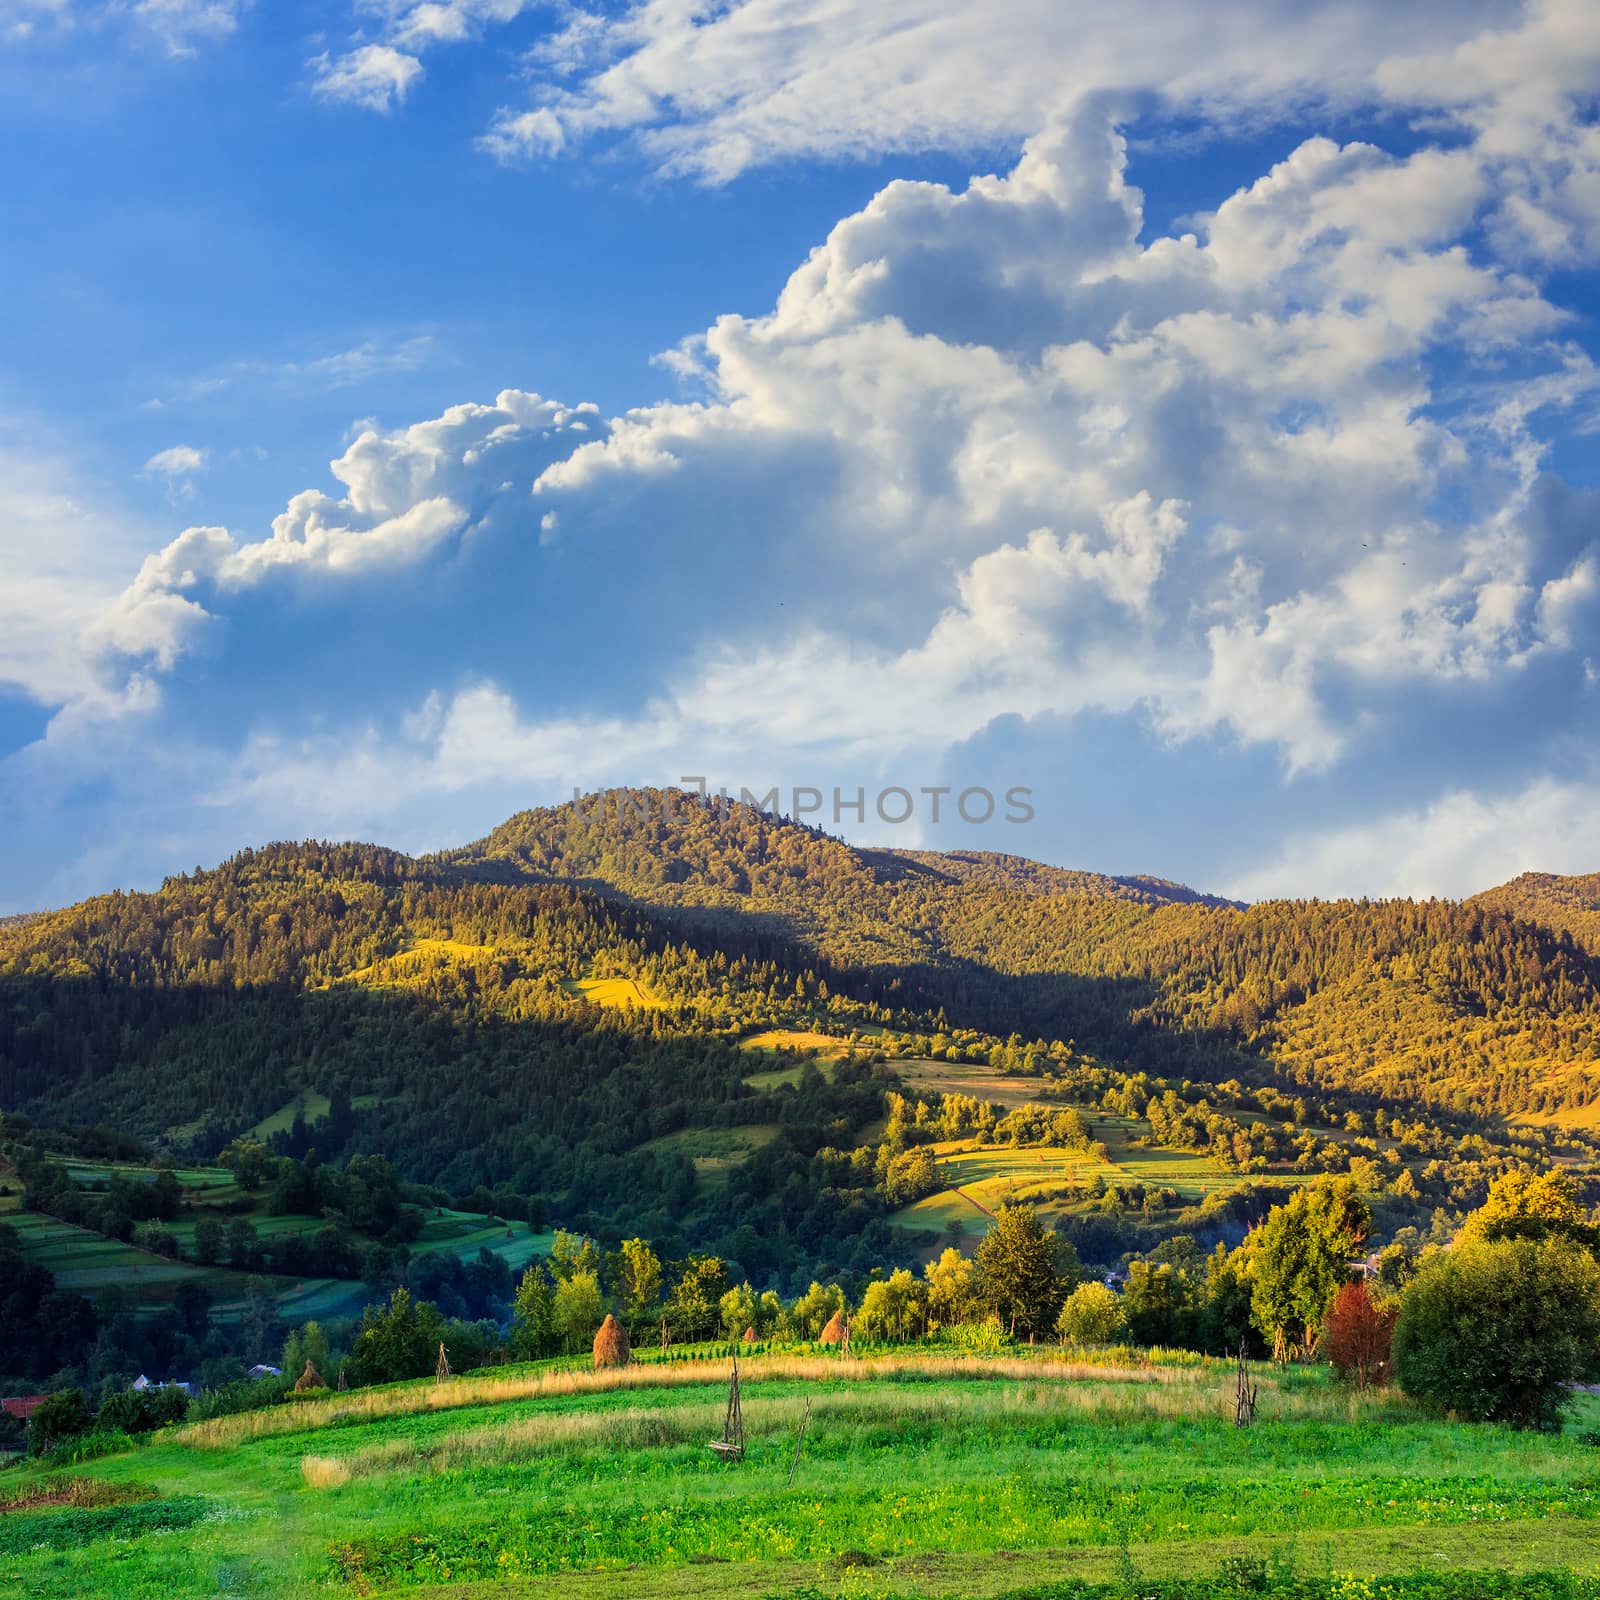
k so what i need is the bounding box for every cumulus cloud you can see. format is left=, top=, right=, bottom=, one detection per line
left=9, top=4, right=1600, bottom=905
left=88, top=97, right=1600, bottom=787
left=0, top=434, right=161, bottom=712
left=314, top=0, right=533, bottom=112
left=311, top=42, right=423, bottom=111
left=101, top=390, right=600, bottom=666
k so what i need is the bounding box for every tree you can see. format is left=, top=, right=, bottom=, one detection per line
left=1459, top=1170, right=1598, bottom=1251
left=511, top=1264, right=556, bottom=1359
left=972, top=1204, right=1076, bottom=1339
left=720, top=1281, right=759, bottom=1341
left=790, top=1280, right=845, bottom=1339
left=1121, top=1261, right=1195, bottom=1347
left=856, top=1269, right=926, bottom=1341
left=553, top=1269, right=606, bottom=1353
left=665, top=1255, right=727, bottom=1342
left=548, top=1230, right=602, bottom=1284
left=1249, top=1179, right=1370, bottom=1353
left=923, top=1247, right=974, bottom=1327
left=1324, top=1281, right=1394, bottom=1389
left=349, top=1287, right=435, bottom=1384
left=283, top=1320, right=331, bottom=1384
left=217, top=1138, right=276, bottom=1191
left=616, top=1238, right=662, bottom=1330
left=1392, top=1235, right=1600, bottom=1431
left=1056, top=1282, right=1127, bottom=1345
left=193, top=1216, right=227, bottom=1266
left=27, top=1389, right=90, bottom=1456
left=1197, top=1243, right=1258, bottom=1356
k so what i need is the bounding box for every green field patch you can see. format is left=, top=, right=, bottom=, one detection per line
left=247, top=1090, right=332, bottom=1142
left=742, top=1059, right=840, bottom=1090
left=893, top=1059, right=1054, bottom=1108
left=0, top=1495, right=211, bottom=1557
left=331, top=936, right=500, bottom=990
left=737, top=1027, right=854, bottom=1055
left=57, top=1160, right=242, bottom=1202
left=413, top=1209, right=554, bottom=1272
left=7, top=1210, right=216, bottom=1293
left=637, top=1124, right=781, bottom=1180
left=2, top=1355, right=1598, bottom=1600
left=559, top=974, right=665, bottom=1010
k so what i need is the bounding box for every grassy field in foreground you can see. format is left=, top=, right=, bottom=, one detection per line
left=3, top=1348, right=1599, bottom=1600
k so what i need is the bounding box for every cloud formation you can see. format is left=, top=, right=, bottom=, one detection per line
left=4, top=0, right=1598, bottom=908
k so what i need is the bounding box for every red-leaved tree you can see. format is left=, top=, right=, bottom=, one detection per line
left=1324, top=1280, right=1395, bottom=1389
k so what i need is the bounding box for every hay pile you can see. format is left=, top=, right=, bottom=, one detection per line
left=742, top=1325, right=758, bottom=1343
left=593, top=1314, right=631, bottom=1369
left=819, top=1310, right=849, bottom=1345
left=292, top=1359, right=326, bottom=1393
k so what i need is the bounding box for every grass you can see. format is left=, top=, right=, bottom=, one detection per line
left=636, top=1124, right=782, bottom=1180
left=559, top=975, right=666, bottom=1010
left=15, top=1158, right=548, bottom=1325
left=893, top=1059, right=1058, bottom=1108
left=888, top=1112, right=1315, bottom=1244
left=739, top=1028, right=857, bottom=1055
left=247, top=1090, right=332, bottom=1141
left=2, top=1348, right=1597, bottom=1599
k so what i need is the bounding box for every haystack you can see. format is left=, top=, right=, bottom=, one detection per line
left=593, top=1313, right=631, bottom=1369
left=742, top=1325, right=758, bottom=1343
left=292, top=1358, right=326, bottom=1393
left=819, top=1310, right=849, bottom=1345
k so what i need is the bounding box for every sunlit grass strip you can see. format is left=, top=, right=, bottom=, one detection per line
left=181, top=1351, right=1194, bottom=1450
left=299, top=1377, right=1416, bottom=1488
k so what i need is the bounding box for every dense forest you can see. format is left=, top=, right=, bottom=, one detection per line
left=2, top=788, right=1598, bottom=1316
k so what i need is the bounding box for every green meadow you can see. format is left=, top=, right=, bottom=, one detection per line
left=10, top=1158, right=552, bottom=1324
left=4, top=1349, right=1599, bottom=1599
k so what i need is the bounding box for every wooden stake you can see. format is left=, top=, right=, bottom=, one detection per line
left=786, top=1396, right=812, bottom=1488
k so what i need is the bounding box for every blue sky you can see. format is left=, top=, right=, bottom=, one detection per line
left=2, top=0, right=1599, bottom=911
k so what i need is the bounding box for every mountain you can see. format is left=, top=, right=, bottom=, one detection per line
left=1469, top=871, right=1600, bottom=954
left=2, top=789, right=1599, bottom=1288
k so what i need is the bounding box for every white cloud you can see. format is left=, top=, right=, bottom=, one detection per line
left=123, top=0, right=244, bottom=55
left=142, top=443, right=207, bottom=479
left=311, top=42, right=423, bottom=111
left=90, top=99, right=1600, bottom=788
left=12, top=6, right=1600, bottom=904
left=0, top=433, right=161, bottom=711
left=1225, top=774, right=1600, bottom=900
left=315, top=0, right=534, bottom=113
left=491, top=0, right=1516, bottom=182
left=101, top=390, right=600, bottom=665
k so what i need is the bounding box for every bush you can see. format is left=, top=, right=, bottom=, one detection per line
left=190, top=1374, right=293, bottom=1421
left=26, top=1389, right=91, bottom=1457
left=1056, top=1282, right=1127, bottom=1345
left=1324, top=1280, right=1395, bottom=1388
left=1392, top=1235, right=1600, bottom=1430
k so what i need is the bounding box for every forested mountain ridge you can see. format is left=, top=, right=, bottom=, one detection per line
left=864, top=848, right=1243, bottom=908
left=1470, top=871, right=1600, bottom=955
left=3, top=789, right=1600, bottom=1292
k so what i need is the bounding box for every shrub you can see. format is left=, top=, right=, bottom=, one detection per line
left=1056, top=1282, right=1127, bottom=1345
left=1324, top=1280, right=1395, bottom=1388
left=27, top=1389, right=90, bottom=1456
left=1392, top=1235, right=1600, bottom=1430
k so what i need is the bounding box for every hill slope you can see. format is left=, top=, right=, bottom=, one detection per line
left=3, top=790, right=1600, bottom=1289
left=1470, top=870, right=1600, bottom=954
